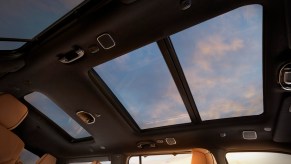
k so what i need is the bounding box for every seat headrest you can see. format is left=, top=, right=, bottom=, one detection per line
left=36, top=154, right=56, bottom=164
left=0, top=94, right=28, bottom=130
left=0, top=125, right=24, bottom=164
left=191, top=148, right=217, bottom=164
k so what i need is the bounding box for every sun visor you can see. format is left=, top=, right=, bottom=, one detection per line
left=0, top=94, right=28, bottom=130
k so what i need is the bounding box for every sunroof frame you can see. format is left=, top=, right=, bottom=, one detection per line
left=89, top=4, right=265, bottom=132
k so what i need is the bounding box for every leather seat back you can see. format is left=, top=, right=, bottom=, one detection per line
left=191, top=148, right=217, bottom=164
left=36, top=154, right=57, bottom=164
left=0, top=94, right=28, bottom=130
left=0, top=94, right=28, bottom=164
left=0, top=125, right=24, bottom=164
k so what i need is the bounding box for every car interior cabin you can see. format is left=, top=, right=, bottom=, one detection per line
left=0, top=0, right=291, bottom=163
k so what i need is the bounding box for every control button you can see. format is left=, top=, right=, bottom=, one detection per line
left=284, top=72, right=291, bottom=84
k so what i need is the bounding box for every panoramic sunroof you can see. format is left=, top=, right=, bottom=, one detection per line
left=93, top=43, right=191, bottom=129
left=171, top=5, right=263, bottom=120
left=24, top=92, right=91, bottom=139
left=0, top=0, right=85, bottom=50
left=0, top=42, right=26, bottom=51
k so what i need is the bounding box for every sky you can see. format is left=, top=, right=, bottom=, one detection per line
left=171, top=4, right=263, bottom=120
left=0, top=0, right=84, bottom=50
left=94, top=4, right=263, bottom=128
left=94, top=43, right=192, bottom=129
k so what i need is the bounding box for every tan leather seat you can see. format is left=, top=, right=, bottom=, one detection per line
left=0, top=94, right=28, bottom=164
left=0, top=94, right=28, bottom=130
left=191, top=148, right=217, bottom=164
left=0, top=125, right=25, bottom=164
left=36, top=154, right=57, bottom=164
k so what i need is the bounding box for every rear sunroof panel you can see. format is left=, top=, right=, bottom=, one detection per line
left=93, top=43, right=191, bottom=129
left=171, top=5, right=263, bottom=120
left=0, top=0, right=84, bottom=39
left=24, top=92, right=91, bottom=139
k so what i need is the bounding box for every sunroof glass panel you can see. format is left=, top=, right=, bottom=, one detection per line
left=24, top=92, right=91, bottom=139
left=93, top=43, right=191, bottom=129
left=0, top=41, right=26, bottom=50
left=0, top=0, right=84, bottom=39
left=171, top=5, right=263, bottom=120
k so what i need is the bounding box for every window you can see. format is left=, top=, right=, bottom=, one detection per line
left=70, top=161, right=111, bottom=164
left=0, top=0, right=85, bottom=50
left=129, top=154, right=192, bottom=164
left=171, top=5, right=263, bottom=120
left=226, top=152, right=291, bottom=164
left=24, top=92, right=91, bottom=139
left=19, top=149, right=39, bottom=164
left=93, top=43, right=191, bottom=129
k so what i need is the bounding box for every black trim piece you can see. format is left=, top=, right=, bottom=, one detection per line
left=157, top=38, right=202, bottom=123
left=0, top=38, right=31, bottom=42
left=285, top=0, right=291, bottom=49
left=88, top=70, right=141, bottom=133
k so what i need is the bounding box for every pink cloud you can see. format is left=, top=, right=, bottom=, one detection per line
left=197, top=35, right=244, bottom=56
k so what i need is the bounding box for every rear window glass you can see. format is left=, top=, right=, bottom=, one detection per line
left=226, top=152, right=291, bottom=164
left=129, top=154, right=191, bottom=164
left=70, top=161, right=111, bottom=164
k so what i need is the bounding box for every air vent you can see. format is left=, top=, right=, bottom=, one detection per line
left=76, top=111, right=95, bottom=124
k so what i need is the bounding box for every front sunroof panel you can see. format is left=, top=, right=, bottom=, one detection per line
left=93, top=43, right=191, bottom=129
left=0, top=41, right=26, bottom=50
left=0, top=0, right=84, bottom=39
left=171, top=5, right=263, bottom=120
left=24, top=92, right=91, bottom=139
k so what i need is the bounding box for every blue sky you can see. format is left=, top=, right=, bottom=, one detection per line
left=171, top=4, right=263, bottom=120
left=94, top=43, right=191, bottom=129
left=94, top=4, right=263, bottom=128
